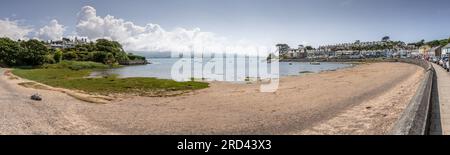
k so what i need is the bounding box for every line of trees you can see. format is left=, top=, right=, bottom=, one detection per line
left=424, top=37, right=450, bottom=47
left=0, top=38, right=48, bottom=66
left=0, top=37, right=146, bottom=67
left=409, top=37, right=450, bottom=48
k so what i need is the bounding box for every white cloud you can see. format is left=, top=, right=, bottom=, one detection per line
left=76, top=6, right=271, bottom=55
left=1, top=6, right=273, bottom=55
left=36, top=19, right=66, bottom=41
left=0, top=18, right=32, bottom=40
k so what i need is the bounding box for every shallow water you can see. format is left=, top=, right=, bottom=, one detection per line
left=90, top=58, right=353, bottom=80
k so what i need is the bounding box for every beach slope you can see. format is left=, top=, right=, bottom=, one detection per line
left=0, top=62, right=424, bottom=135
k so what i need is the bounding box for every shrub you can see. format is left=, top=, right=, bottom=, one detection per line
left=54, top=49, right=63, bottom=63
left=0, top=37, right=22, bottom=66
left=92, top=51, right=108, bottom=63
left=18, top=39, right=49, bottom=66
left=128, top=54, right=146, bottom=61
left=44, top=54, right=56, bottom=64
left=63, top=51, right=78, bottom=60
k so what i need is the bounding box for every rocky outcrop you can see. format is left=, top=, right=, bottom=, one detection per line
left=118, top=59, right=150, bottom=65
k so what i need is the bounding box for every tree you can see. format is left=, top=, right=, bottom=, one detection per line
left=44, top=54, right=56, bottom=64
left=382, top=36, right=390, bottom=42
left=439, top=39, right=448, bottom=47
left=92, top=51, right=108, bottom=63
left=416, top=39, right=425, bottom=47
left=305, top=46, right=314, bottom=50
left=18, top=39, right=48, bottom=66
left=95, top=39, right=128, bottom=62
left=54, top=49, right=63, bottom=63
left=0, top=37, right=22, bottom=66
left=63, top=51, right=78, bottom=60
left=104, top=53, right=116, bottom=65
left=276, top=44, right=290, bottom=54
left=115, top=51, right=129, bottom=62
left=426, top=40, right=441, bottom=47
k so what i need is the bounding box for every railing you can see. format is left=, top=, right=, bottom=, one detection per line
left=390, top=59, right=435, bottom=135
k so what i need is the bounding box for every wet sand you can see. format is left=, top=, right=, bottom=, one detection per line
left=0, top=62, right=424, bottom=135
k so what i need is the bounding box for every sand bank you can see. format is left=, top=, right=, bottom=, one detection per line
left=0, top=62, right=424, bottom=134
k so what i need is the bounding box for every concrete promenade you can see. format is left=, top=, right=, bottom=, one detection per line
left=430, top=63, right=450, bottom=135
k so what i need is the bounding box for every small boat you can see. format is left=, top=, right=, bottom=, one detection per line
left=310, top=62, right=321, bottom=65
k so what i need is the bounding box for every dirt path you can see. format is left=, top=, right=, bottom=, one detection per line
left=0, top=62, right=424, bottom=135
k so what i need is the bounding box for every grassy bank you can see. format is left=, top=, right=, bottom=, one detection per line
left=12, top=61, right=209, bottom=95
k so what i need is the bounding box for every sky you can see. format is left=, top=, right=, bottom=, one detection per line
left=1, top=0, right=450, bottom=52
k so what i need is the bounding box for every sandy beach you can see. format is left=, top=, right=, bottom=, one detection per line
left=0, top=62, right=424, bottom=135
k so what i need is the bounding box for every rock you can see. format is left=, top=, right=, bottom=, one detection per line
left=31, top=94, right=42, bottom=101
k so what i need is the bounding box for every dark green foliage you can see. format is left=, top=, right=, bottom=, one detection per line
left=276, top=44, right=290, bottom=53
left=59, top=39, right=131, bottom=64
left=1, top=37, right=145, bottom=66
left=63, top=51, right=78, bottom=60
left=127, top=53, right=146, bottom=61
left=54, top=49, right=63, bottom=63
left=92, top=51, right=108, bottom=63
left=104, top=52, right=116, bottom=65
left=18, top=39, right=49, bottom=66
left=0, top=37, right=22, bottom=66
left=422, top=37, right=450, bottom=47
left=0, top=38, right=48, bottom=66
left=44, top=54, right=56, bottom=64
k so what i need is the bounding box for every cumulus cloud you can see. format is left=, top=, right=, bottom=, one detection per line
left=0, top=18, right=32, bottom=40
left=76, top=6, right=270, bottom=54
left=1, top=6, right=273, bottom=55
left=36, top=19, right=66, bottom=41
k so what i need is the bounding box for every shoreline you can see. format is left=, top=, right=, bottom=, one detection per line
left=88, top=61, right=356, bottom=83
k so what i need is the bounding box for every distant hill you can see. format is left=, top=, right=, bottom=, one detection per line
left=128, top=51, right=173, bottom=58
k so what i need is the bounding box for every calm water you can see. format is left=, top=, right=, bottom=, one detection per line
left=90, top=58, right=353, bottom=80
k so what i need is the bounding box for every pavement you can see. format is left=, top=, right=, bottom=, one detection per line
left=430, top=63, right=450, bottom=135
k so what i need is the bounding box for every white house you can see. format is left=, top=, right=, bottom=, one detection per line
left=442, top=43, right=450, bottom=57
left=49, top=37, right=88, bottom=49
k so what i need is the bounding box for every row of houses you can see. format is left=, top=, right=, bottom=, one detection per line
left=318, top=41, right=387, bottom=52
left=284, top=48, right=420, bottom=59
left=48, top=37, right=88, bottom=49
left=280, top=36, right=450, bottom=59
left=421, top=44, right=450, bottom=59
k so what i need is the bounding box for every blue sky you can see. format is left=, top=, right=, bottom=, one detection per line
left=1, top=0, right=450, bottom=49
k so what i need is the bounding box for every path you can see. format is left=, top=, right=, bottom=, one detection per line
left=430, top=64, right=450, bottom=135
left=0, top=68, right=115, bottom=135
